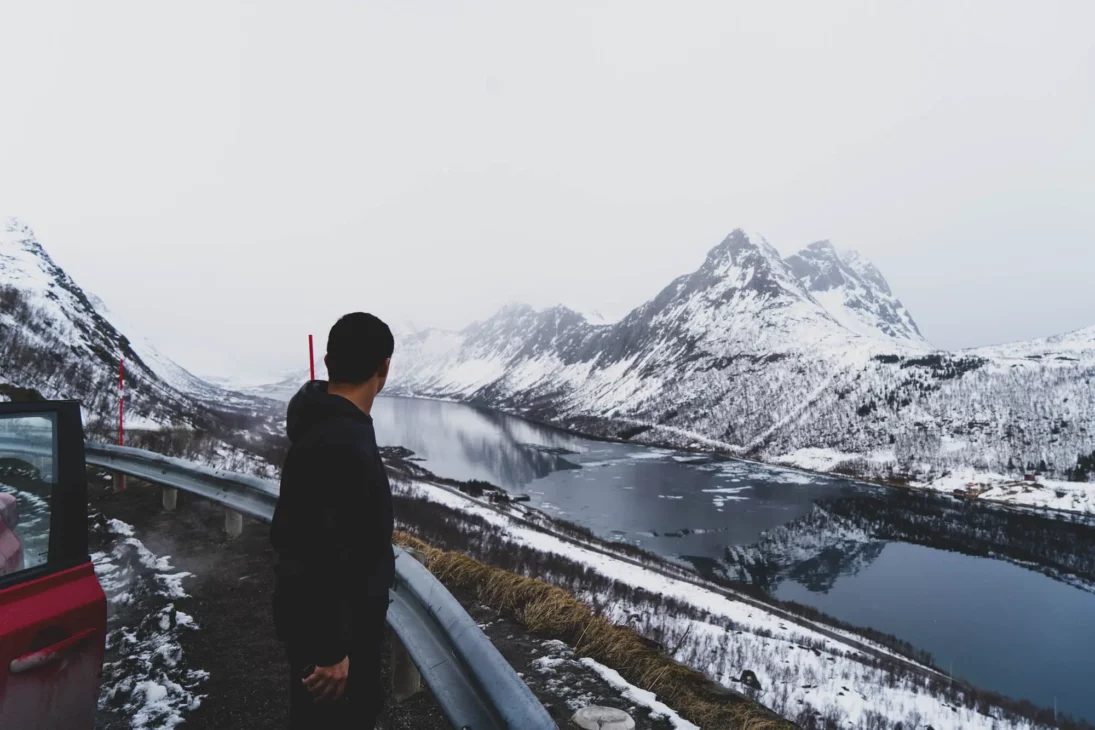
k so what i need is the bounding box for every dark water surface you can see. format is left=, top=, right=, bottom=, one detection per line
left=372, top=396, right=1095, bottom=722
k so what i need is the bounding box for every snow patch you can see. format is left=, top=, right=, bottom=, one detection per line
left=92, top=516, right=205, bottom=729
left=579, top=657, right=700, bottom=730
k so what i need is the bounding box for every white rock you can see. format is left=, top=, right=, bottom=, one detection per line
left=569, top=706, right=635, bottom=730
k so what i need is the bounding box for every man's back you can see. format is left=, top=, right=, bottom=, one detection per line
left=271, top=377, right=395, bottom=728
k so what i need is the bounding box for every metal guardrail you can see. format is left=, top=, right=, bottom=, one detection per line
left=85, top=443, right=281, bottom=523
left=1, top=438, right=557, bottom=730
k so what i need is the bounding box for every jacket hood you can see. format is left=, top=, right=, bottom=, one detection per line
left=285, top=380, right=372, bottom=443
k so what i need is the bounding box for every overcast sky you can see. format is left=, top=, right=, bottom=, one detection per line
left=1, top=1, right=1092, bottom=380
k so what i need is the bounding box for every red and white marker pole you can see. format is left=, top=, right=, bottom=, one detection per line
left=118, top=358, right=125, bottom=492
left=308, top=334, right=316, bottom=381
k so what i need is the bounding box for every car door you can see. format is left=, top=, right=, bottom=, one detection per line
left=0, top=401, right=106, bottom=730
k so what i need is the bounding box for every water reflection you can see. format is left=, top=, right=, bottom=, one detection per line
left=775, top=542, right=1095, bottom=723
left=371, top=397, right=586, bottom=487
left=728, top=490, right=1095, bottom=722
left=723, top=490, right=1095, bottom=595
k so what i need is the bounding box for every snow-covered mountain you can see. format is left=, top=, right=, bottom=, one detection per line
left=232, top=369, right=312, bottom=403
left=84, top=292, right=229, bottom=402
left=785, top=240, right=926, bottom=346
left=0, top=218, right=274, bottom=439
left=578, top=309, right=617, bottom=326
left=385, top=230, right=1095, bottom=483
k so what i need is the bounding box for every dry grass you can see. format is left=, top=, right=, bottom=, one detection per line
left=394, top=531, right=797, bottom=730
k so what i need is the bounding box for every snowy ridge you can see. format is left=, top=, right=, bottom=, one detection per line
left=385, top=229, right=1095, bottom=490
left=577, top=309, right=620, bottom=326
left=86, top=293, right=226, bottom=401
left=0, top=218, right=271, bottom=436
left=785, top=241, right=927, bottom=347
left=969, top=324, right=1095, bottom=362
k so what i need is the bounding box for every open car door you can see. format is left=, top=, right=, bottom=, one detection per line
left=0, top=401, right=106, bottom=729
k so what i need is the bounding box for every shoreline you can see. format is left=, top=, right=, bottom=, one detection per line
left=386, top=392, right=1095, bottom=519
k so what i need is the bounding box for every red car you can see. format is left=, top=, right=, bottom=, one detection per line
left=0, top=401, right=107, bottom=729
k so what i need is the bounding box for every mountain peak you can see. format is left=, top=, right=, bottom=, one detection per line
left=840, top=249, right=894, bottom=297
left=698, top=229, right=808, bottom=299
left=786, top=241, right=851, bottom=291
left=580, top=308, right=619, bottom=326
left=1, top=217, right=88, bottom=310
left=805, top=239, right=837, bottom=253
left=704, top=229, right=779, bottom=266
left=2, top=216, right=32, bottom=239
left=3, top=217, right=45, bottom=260
left=466, top=302, right=588, bottom=338
left=785, top=242, right=925, bottom=346
left=1, top=218, right=63, bottom=272
left=495, top=302, right=536, bottom=318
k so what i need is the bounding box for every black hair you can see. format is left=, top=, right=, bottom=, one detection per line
left=325, top=313, right=394, bottom=384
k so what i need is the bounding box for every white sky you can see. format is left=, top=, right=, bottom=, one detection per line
left=1, top=1, right=1093, bottom=380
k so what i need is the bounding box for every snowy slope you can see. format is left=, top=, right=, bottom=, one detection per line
left=969, top=325, right=1095, bottom=363
left=387, top=230, right=1095, bottom=485
left=0, top=217, right=270, bottom=436
left=576, top=309, right=620, bottom=326
left=85, top=292, right=229, bottom=402
left=785, top=240, right=927, bottom=347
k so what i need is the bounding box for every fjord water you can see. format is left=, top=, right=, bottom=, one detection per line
left=371, top=396, right=1095, bottom=723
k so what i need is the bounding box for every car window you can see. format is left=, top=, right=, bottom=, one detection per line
left=0, top=414, right=57, bottom=578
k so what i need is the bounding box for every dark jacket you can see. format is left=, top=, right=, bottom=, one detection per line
left=271, top=381, right=395, bottom=667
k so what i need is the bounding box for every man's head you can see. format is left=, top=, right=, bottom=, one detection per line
left=324, top=313, right=394, bottom=397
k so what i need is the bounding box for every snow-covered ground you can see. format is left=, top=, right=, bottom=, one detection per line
left=92, top=517, right=206, bottom=729
left=578, top=657, right=700, bottom=730
left=394, top=476, right=1057, bottom=730
left=917, top=471, right=1095, bottom=514
left=530, top=637, right=698, bottom=729
left=773, top=446, right=1095, bottom=515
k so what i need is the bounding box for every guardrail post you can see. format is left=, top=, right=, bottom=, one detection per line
left=162, top=487, right=178, bottom=511
left=391, top=548, right=426, bottom=703
left=225, top=509, right=243, bottom=538
left=571, top=707, right=635, bottom=730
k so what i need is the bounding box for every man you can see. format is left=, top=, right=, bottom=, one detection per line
left=271, top=313, right=395, bottom=729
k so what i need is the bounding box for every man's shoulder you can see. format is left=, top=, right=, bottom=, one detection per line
left=295, top=416, right=375, bottom=459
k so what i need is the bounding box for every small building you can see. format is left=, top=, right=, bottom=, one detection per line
left=1023, top=474, right=1036, bottom=482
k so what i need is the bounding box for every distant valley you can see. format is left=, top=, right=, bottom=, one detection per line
left=378, top=230, right=1095, bottom=496
left=3, top=217, right=1092, bottom=501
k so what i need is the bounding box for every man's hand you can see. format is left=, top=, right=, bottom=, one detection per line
left=303, top=656, right=350, bottom=703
